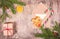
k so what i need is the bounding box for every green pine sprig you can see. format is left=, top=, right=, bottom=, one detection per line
left=35, top=22, right=60, bottom=39
left=0, top=0, right=26, bottom=22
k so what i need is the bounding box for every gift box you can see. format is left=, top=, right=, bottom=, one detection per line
left=2, top=22, right=16, bottom=36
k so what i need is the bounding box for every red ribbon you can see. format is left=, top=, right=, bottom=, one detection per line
left=5, top=28, right=13, bottom=30
left=3, top=27, right=13, bottom=36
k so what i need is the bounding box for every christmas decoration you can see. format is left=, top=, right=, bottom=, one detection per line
left=32, top=16, right=42, bottom=28
left=32, top=7, right=54, bottom=27
left=53, top=31, right=59, bottom=37
left=16, top=5, right=23, bottom=13
left=0, top=0, right=26, bottom=22
left=32, top=3, right=54, bottom=27
left=43, top=7, right=54, bottom=26
left=35, top=21, right=60, bottom=39
left=2, top=22, right=16, bottom=36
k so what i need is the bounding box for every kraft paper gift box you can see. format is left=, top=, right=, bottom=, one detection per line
left=3, top=22, right=14, bottom=36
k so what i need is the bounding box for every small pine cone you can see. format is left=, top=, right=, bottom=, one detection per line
left=53, top=31, right=59, bottom=37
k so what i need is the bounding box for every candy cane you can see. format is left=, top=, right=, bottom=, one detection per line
left=43, top=7, right=54, bottom=26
